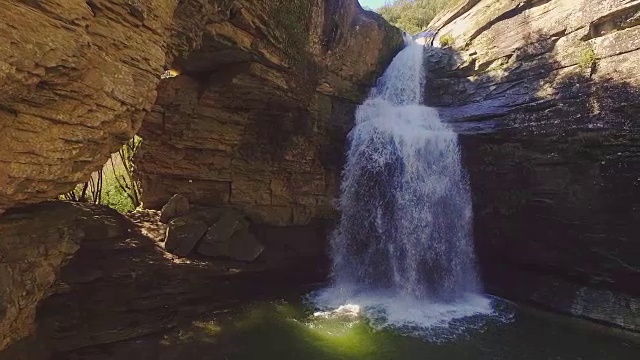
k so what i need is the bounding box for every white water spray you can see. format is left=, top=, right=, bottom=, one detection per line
left=312, top=37, right=496, bottom=340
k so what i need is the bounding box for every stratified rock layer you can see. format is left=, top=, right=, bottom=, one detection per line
left=0, top=1, right=401, bottom=353
left=135, top=0, right=403, bottom=225
left=425, top=0, right=640, bottom=329
left=0, top=0, right=402, bottom=218
left=0, top=202, right=127, bottom=351
left=0, top=0, right=178, bottom=214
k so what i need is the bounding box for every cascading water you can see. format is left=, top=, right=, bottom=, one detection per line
left=312, top=37, right=497, bottom=339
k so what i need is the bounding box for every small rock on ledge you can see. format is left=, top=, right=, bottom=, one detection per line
left=159, top=194, right=190, bottom=224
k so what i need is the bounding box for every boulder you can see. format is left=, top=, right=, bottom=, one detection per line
left=226, top=228, right=265, bottom=262
left=195, top=209, right=246, bottom=257
left=183, top=207, right=225, bottom=227
left=163, top=217, right=208, bottom=257
left=159, top=194, right=190, bottom=224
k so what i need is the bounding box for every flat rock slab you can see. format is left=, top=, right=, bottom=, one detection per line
left=164, top=217, right=208, bottom=257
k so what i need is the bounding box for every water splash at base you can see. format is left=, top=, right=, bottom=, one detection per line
left=309, top=286, right=511, bottom=342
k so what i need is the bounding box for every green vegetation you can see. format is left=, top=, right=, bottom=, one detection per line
left=378, top=0, right=463, bottom=35
left=439, top=33, right=455, bottom=47
left=578, top=45, right=596, bottom=69
left=61, top=136, right=142, bottom=213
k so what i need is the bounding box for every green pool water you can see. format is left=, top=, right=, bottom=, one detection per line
left=75, top=292, right=639, bottom=360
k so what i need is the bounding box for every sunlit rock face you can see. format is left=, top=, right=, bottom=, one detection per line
left=0, top=0, right=180, bottom=214
left=135, top=0, right=403, bottom=226
left=424, top=0, right=640, bottom=329
left=0, top=0, right=403, bottom=218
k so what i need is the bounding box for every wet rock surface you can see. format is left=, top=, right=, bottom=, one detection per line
left=425, top=0, right=640, bottom=329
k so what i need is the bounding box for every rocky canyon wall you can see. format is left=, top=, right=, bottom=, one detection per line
left=425, top=0, right=640, bottom=329
left=0, top=0, right=180, bottom=214
left=135, top=0, right=403, bottom=226
left=0, top=0, right=402, bottom=219
left=0, top=0, right=402, bottom=352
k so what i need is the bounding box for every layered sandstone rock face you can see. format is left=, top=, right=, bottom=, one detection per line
left=135, top=0, right=403, bottom=225
left=0, top=0, right=179, bottom=214
left=425, top=0, right=640, bottom=329
left=0, top=0, right=401, bottom=218
left=0, top=0, right=401, bottom=353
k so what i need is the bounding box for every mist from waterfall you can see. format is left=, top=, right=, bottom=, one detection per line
left=311, top=37, right=498, bottom=340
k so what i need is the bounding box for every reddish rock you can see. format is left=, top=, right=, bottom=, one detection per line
left=0, top=0, right=403, bottom=218
left=0, top=0, right=179, bottom=213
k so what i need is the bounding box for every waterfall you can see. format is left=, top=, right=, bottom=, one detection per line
left=312, top=37, right=495, bottom=339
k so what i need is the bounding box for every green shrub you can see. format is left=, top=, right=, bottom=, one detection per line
left=439, top=33, right=455, bottom=47
left=61, top=136, right=142, bottom=213
left=378, top=0, right=463, bottom=35
left=101, top=180, right=136, bottom=213
left=578, top=46, right=596, bottom=69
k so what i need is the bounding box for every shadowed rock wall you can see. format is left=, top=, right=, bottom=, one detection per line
left=425, top=0, right=640, bottom=329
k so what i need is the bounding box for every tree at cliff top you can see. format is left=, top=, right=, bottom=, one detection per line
left=378, top=0, right=461, bottom=34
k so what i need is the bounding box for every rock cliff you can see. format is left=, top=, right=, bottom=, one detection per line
left=135, top=0, right=402, bottom=225
left=425, top=0, right=640, bottom=329
left=0, top=202, right=126, bottom=352
left=0, top=0, right=402, bottom=217
left=0, top=0, right=177, bottom=214
left=0, top=0, right=401, bottom=353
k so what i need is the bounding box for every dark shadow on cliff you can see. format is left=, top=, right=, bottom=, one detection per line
left=0, top=202, right=327, bottom=359
left=423, top=31, right=640, bottom=304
